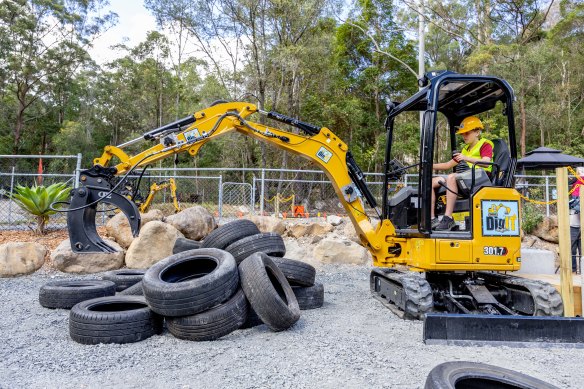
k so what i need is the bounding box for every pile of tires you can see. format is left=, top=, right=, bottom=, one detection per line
left=143, top=248, right=247, bottom=341
left=38, top=219, right=324, bottom=345
left=39, top=278, right=162, bottom=345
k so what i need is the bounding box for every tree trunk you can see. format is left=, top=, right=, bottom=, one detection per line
left=13, top=80, right=32, bottom=154
left=520, top=98, right=527, bottom=158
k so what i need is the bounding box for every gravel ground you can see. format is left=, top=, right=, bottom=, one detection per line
left=1, top=264, right=583, bottom=389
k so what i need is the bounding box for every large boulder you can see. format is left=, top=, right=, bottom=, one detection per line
left=247, top=215, right=286, bottom=235
left=532, top=216, right=558, bottom=243
left=106, top=209, right=165, bottom=249
left=326, top=215, right=343, bottom=226
left=51, top=239, right=125, bottom=273
left=313, top=236, right=370, bottom=265
left=287, top=222, right=334, bottom=238
left=165, top=206, right=216, bottom=240
left=0, top=242, right=47, bottom=277
left=125, top=221, right=184, bottom=268
left=283, top=238, right=319, bottom=268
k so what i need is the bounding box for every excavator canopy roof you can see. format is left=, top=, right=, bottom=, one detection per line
left=388, top=71, right=515, bottom=122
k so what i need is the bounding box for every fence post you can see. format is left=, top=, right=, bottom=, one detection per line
left=74, top=153, right=82, bottom=188
left=251, top=176, right=256, bottom=215
left=218, top=175, right=223, bottom=218
left=8, top=166, right=15, bottom=225
left=545, top=176, right=550, bottom=217
left=260, top=169, right=265, bottom=216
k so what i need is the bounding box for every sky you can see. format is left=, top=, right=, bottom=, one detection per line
left=89, top=0, right=157, bottom=64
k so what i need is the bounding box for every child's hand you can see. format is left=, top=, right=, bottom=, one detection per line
left=453, top=152, right=464, bottom=162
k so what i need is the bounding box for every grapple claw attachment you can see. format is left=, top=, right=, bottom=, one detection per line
left=67, top=172, right=141, bottom=253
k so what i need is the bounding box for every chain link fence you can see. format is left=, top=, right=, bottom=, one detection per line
left=0, top=154, right=571, bottom=231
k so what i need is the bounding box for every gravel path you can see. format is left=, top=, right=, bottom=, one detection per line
left=1, top=264, right=582, bottom=389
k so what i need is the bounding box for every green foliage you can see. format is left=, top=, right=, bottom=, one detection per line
left=2, top=0, right=584, bottom=176
left=520, top=201, right=544, bottom=235
left=11, top=183, right=71, bottom=234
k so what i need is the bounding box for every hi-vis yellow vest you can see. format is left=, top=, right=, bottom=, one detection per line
left=462, top=138, right=494, bottom=172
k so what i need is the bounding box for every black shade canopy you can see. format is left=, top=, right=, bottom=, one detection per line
left=517, top=147, right=584, bottom=169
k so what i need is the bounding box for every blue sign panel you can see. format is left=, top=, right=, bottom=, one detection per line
left=481, top=200, right=520, bottom=237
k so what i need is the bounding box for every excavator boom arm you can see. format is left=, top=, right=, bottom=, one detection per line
left=74, top=102, right=390, bottom=257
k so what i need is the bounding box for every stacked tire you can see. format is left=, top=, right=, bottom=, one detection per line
left=38, top=278, right=162, bottom=345
left=269, top=257, right=324, bottom=311
left=142, top=248, right=247, bottom=341
left=200, top=220, right=323, bottom=327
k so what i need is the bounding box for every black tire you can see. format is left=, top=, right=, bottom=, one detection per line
left=102, top=269, right=146, bottom=292
left=69, top=296, right=163, bottom=345
left=166, top=289, right=248, bottom=341
left=39, top=280, right=116, bottom=309
left=239, top=252, right=300, bottom=331
left=425, top=361, right=560, bottom=389
left=201, top=219, right=260, bottom=250
left=270, top=257, right=316, bottom=287
left=225, top=233, right=286, bottom=264
left=173, top=238, right=202, bottom=254
left=142, top=248, right=239, bottom=317
left=118, top=281, right=144, bottom=296
left=240, top=306, right=264, bottom=329
left=293, top=282, right=324, bottom=310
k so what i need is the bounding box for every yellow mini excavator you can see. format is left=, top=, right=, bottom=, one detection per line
left=66, top=71, right=563, bottom=321
left=137, top=178, right=180, bottom=213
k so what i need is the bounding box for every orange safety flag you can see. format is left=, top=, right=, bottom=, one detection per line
left=37, top=156, right=43, bottom=185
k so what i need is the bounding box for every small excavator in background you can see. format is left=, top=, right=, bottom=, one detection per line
left=118, top=174, right=180, bottom=214
left=136, top=178, right=181, bottom=214
left=65, top=71, right=563, bottom=320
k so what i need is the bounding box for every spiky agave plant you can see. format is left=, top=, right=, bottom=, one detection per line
left=10, top=182, right=71, bottom=235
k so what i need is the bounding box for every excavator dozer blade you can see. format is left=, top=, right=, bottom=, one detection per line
left=67, top=186, right=141, bottom=253
left=424, top=313, right=584, bottom=347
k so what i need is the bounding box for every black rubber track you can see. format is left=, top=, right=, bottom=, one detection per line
left=69, top=296, right=163, bottom=345
left=166, top=288, right=248, bottom=341
left=118, top=281, right=144, bottom=296
left=39, top=280, right=116, bottom=309
left=425, top=361, right=560, bottom=389
left=293, top=282, right=324, bottom=310
left=269, top=257, right=316, bottom=287
left=225, top=233, right=286, bottom=264
left=102, top=269, right=146, bottom=292
left=201, top=219, right=260, bottom=250
left=238, top=252, right=300, bottom=331
left=173, top=238, right=202, bottom=254
left=142, top=248, right=239, bottom=317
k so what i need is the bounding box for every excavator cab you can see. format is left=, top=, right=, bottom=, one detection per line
left=382, top=71, right=517, bottom=236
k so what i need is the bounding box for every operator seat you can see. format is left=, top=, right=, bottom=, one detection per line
left=491, top=138, right=511, bottom=186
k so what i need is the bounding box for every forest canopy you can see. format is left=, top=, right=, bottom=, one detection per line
left=1, top=0, right=583, bottom=171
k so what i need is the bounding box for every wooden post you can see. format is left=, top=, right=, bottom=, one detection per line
left=275, top=194, right=279, bottom=218
left=557, top=167, right=574, bottom=316
left=576, top=182, right=584, bottom=315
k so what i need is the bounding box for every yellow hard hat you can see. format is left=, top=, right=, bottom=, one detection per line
left=455, top=116, right=484, bottom=134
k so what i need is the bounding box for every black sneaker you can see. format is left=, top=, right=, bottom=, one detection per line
left=436, top=216, right=456, bottom=231
left=431, top=217, right=440, bottom=230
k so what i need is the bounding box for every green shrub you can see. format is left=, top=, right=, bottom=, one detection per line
left=10, top=183, right=71, bottom=235
left=521, top=201, right=543, bottom=235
